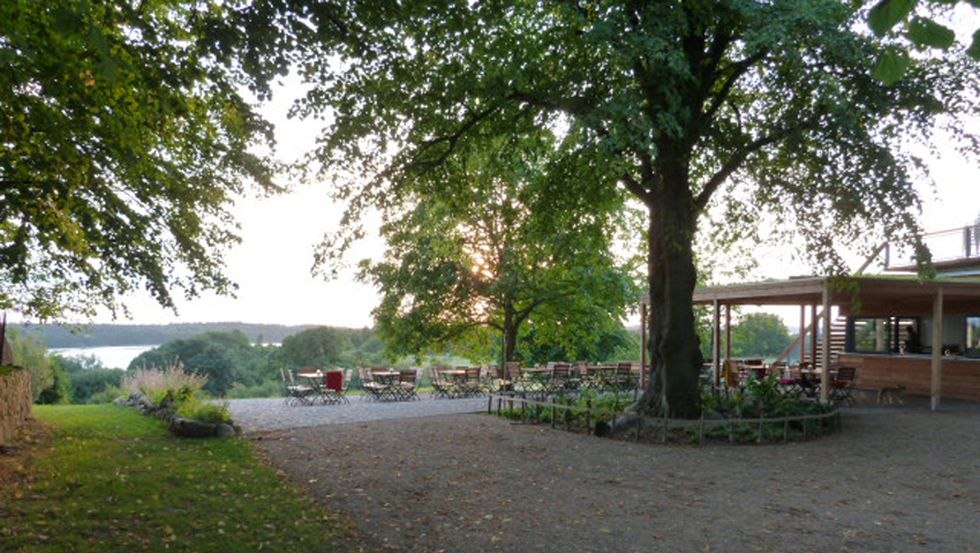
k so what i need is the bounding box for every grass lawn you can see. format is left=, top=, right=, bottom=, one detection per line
left=0, top=405, right=356, bottom=552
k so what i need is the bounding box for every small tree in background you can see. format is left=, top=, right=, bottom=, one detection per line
left=731, top=313, right=792, bottom=360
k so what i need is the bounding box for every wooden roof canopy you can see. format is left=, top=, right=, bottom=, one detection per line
left=687, top=276, right=980, bottom=317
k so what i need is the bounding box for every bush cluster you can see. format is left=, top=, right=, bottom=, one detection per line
left=122, top=361, right=230, bottom=424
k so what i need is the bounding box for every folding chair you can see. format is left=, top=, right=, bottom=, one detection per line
left=280, top=368, right=315, bottom=406
left=830, top=366, right=857, bottom=405
left=430, top=367, right=453, bottom=399
left=320, top=369, right=349, bottom=404
left=397, top=369, right=419, bottom=400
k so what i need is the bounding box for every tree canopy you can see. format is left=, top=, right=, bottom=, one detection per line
left=0, top=0, right=279, bottom=320
left=128, top=330, right=256, bottom=396
left=731, top=313, right=792, bottom=359
left=278, top=326, right=354, bottom=369
left=865, top=0, right=980, bottom=84
left=355, top=130, right=639, bottom=364
left=262, top=0, right=977, bottom=416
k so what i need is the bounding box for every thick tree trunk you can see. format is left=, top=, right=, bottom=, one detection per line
left=637, top=173, right=704, bottom=419
left=502, top=308, right=519, bottom=362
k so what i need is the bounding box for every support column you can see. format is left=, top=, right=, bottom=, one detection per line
left=931, top=288, right=944, bottom=411
left=810, top=303, right=818, bottom=368
left=820, top=283, right=831, bottom=403
left=725, top=304, right=732, bottom=360
left=799, top=305, right=806, bottom=365
left=712, top=300, right=721, bottom=387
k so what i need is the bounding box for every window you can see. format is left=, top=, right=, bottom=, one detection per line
left=850, top=316, right=919, bottom=353
left=853, top=318, right=891, bottom=353
left=967, top=316, right=980, bottom=356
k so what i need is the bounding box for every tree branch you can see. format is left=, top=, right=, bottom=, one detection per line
left=702, top=50, right=768, bottom=123
left=403, top=104, right=502, bottom=173
left=620, top=172, right=652, bottom=206
left=694, top=119, right=812, bottom=212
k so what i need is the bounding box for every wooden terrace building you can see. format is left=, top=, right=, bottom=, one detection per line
left=693, top=225, right=980, bottom=410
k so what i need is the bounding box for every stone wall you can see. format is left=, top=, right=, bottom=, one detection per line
left=0, top=367, right=32, bottom=445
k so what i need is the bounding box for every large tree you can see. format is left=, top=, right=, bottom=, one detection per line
left=0, top=1, right=279, bottom=320
left=254, top=0, right=977, bottom=416
left=354, top=131, right=639, bottom=364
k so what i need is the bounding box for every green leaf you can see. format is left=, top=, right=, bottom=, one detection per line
left=868, top=0, right=916, bottom=36
left=873, top=47, right=911, bottom=85
left=908, top=17, right=956, bottom=50
left=969, top=29, right=980, bottom=61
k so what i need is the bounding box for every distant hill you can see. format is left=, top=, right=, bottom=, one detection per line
left=10, top=322, right=345, bottom=348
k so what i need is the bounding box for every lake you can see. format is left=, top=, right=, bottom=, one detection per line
left=50, top=345, right=158, bottom=370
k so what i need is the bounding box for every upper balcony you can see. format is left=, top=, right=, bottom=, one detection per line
left=885, top=225, right=980, bottom=277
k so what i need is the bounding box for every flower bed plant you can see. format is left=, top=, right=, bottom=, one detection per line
left=490, top=374, right=840, bottom=445
left=117, top=360, right=235, bottom=437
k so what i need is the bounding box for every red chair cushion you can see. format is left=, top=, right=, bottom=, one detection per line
left=325, top=370, right=344, bottom=392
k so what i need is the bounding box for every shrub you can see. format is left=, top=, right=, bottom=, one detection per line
left=89, top=385, right=124, bottom=404
left=176, top=396, right=232, bottom=424
left=122, top=360, right=207, bottom=405
left=225, top=380, right=281, bottom=399
left=70, top=368, right=123, bottom=403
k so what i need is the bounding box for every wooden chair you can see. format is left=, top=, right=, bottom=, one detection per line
left=280, top=368, right=315, bottom=406
left=723, top=360, right=741, bottom=388
left=549, top=363, right=573, bottom=394
left=397, top=369, right=419, bottom=400
left=501, top=361, right=522, bottom=392
left=830, top=366, right=857, bottom=405
left=320, top=369, right=349, bottom=404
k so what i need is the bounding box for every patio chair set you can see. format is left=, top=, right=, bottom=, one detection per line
left=716, top=360, right=858, bottom=405
left=360, top=367, right=421, bottom=401
left=501, top=361, right=640, bottom=399
left=431, top=366, right=495, bottom=399
left=280, top=368, right=352, bottom=406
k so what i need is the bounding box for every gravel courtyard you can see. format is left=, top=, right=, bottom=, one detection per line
left=229, top=395, right=487, bottom=431
left=247, top=400, right=979, bottom=553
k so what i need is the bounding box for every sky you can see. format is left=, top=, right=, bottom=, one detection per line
left=95, top=102, right=977, bottom=330
left=24, top=10, right=980, bottom=330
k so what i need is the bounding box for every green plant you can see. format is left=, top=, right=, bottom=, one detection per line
left=122, top=360, right=207, bottom=404
left=88, top=384, right=124, bottom=404
left=176, top=397, right=232, bottom=424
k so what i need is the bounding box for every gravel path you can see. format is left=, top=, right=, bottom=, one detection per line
left=229, top=396, right=488, bottom=432
left=251, top=404, right=979, bottom=553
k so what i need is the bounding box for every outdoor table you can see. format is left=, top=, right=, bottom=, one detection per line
left=364, top=370, right=400, bottom=401
left=372, top=370, right=399, bottom=384
left=517, top=367, right=552, bottom=396
left=297, top=372, right=327, bottom=403
left=441, top=369, right=470, bottom=397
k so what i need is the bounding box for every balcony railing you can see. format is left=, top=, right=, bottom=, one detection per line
left=885, top=225, right=980, bottom=271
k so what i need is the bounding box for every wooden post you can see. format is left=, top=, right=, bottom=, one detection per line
left=820, top=283, right=831, bottom=403
left=799, top=305, right=806, bottom=364
left=931, top=287, right=944, bottom=411
left=725, top=304, right=732, bottom=360
left=810, top=303, right=818, bottom=369
left=712, top=300, right=721, bottom=387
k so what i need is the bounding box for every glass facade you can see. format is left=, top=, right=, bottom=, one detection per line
left=967, top=316, right=980, bottom=355
left=849, top=316, right=920, bottom=353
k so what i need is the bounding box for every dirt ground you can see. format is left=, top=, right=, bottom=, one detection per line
left=252, top=406, right=979, bottom=553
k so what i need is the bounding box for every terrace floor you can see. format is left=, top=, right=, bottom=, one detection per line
left=243, top=398, right=980, bottom=552
left=228, top=394, right=487, bottom=431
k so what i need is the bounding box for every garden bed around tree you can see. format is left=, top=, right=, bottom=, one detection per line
left=487, top=375, right=841, bottom=445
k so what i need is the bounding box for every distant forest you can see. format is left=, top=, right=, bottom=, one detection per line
left=10, top=322, right=327, bottom=348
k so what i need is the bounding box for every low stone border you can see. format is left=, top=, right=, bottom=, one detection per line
left=114, top=392, right=238, bottom=438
